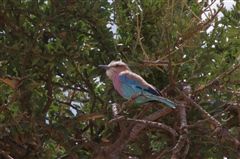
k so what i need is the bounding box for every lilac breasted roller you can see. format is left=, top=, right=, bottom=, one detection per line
left=99, top=61, right=176, bottom=109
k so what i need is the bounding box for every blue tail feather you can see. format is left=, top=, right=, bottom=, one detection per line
left=153, top=96, right=176, bottom=108
left=135, top=94, right=176, bottom=109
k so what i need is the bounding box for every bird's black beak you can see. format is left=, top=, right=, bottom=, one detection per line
left=99, top=65, right=110, bottom=70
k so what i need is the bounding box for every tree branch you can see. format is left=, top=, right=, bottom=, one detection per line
left=41, top=69, right=53, bottom=114
left=171, top=103, right=189, bottom=159
left=174, top=87, right=222, bottom=135
left=127, top=118, right=178, bottom=137
left=106, top=106, right=174, bottom=157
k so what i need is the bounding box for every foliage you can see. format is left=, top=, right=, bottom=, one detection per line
left=0, top=0, right=239, bottom=158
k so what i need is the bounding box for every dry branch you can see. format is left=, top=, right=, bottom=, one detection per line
left=105, top=106, right=174, bottom=158
left=127, top=118, right=178, bottom=137
left=171, top=103, right=189, bottom=159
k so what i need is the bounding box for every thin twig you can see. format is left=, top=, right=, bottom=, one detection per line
left=174, top=87, right=222, bottom=135
left=213, top=85, right=240, bottom=95
left=0, top=149, right=14, bottom=159
left=0, top=76, right=25, bottom=111
left=175, top=4, right=224, bottom=47
left=135, top=0, right=149, bottom=59
left=193, top=64, right=240, bottom=94
left=164, top=26, right=174, bottom=84
left=183, top=2, right=202, bottom=21
left=139, top=56, right=197, bottom=67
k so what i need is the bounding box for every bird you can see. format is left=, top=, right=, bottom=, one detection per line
left=99, top=61, right=176, bottom=108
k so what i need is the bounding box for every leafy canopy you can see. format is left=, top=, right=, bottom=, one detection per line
left=0, top=0, right=239, bottom=158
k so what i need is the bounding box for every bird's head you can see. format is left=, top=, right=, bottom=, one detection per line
left=99, top=61, right=130, bottom=79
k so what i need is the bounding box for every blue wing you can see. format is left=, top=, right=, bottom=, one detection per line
left=119, top=75, right=161, bottom=96
left=119, top=74, right=176, bottom=108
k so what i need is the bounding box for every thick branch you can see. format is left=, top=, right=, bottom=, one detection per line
left=127, top=118, right=178, bottom=137
left=106, top=106, right=174, bottom=157
left=41, top=69, right=53, bottom=114
left=171, top=103, right=189, bottom=159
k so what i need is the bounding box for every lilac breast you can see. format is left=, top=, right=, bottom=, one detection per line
left=111, top=73, right=124, bottom=97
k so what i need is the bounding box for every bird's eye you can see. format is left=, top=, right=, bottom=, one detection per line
left=115, top=64, right=120, bottom=67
